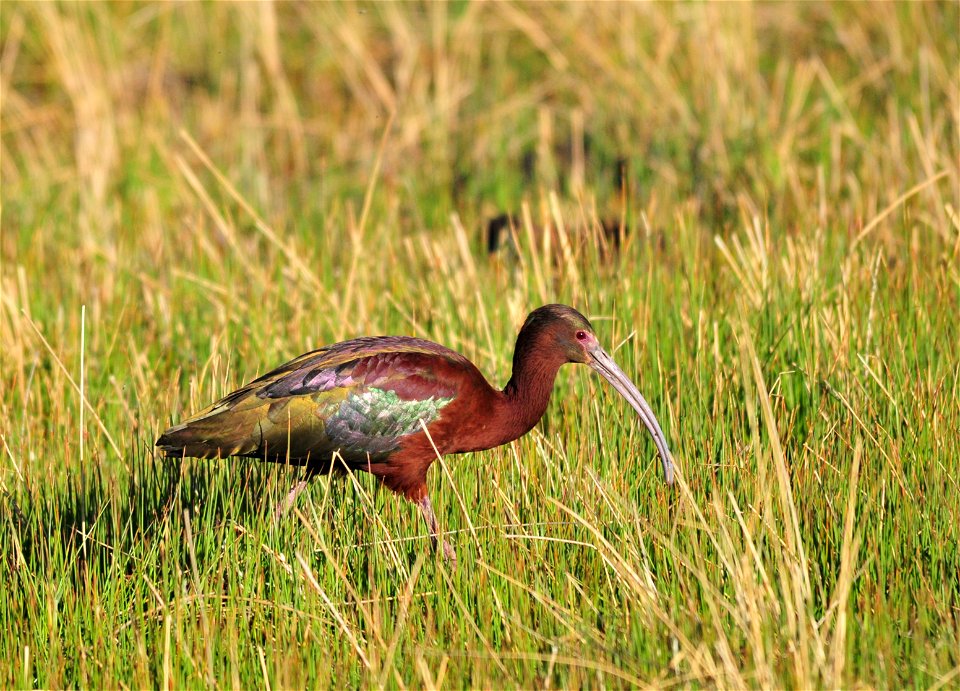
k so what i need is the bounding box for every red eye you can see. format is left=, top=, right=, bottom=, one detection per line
left=576, top=330, right=587, bottom=341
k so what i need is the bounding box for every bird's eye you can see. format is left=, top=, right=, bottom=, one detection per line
left=575, top=330, right=587, bottom=341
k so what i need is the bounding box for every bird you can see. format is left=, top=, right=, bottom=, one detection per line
left=486, top=159, right=633, bottom=259
left=156, top=304, right=674, bottom=563
left=485, top=212, right=629, bottom=261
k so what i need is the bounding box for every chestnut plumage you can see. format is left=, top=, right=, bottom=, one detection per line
left=157, top=304, right=674, bottom=563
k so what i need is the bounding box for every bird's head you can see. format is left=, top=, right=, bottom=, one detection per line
left=518, top=303, right=597, bottom=364
left=519, top=304, right=675, bottom=484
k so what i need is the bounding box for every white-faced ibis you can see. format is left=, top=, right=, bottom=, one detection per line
left=157, top=304, right=673, bottom=563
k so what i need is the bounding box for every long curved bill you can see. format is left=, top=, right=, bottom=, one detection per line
left=588, top=346, right=674, bottom=484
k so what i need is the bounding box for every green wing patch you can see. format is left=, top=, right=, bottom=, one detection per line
left=325, top=387, right=454, bottom=456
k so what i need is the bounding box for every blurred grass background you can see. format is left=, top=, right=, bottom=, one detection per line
left=2, top=1, right=958, bottom=687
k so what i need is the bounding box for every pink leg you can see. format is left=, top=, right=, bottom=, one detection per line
left=417, top=495, right=457, bottom=566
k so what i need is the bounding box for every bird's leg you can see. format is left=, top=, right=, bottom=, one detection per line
left=274, top=478, right=310, bottom=520
left=417, top=495, right=457, bottom=566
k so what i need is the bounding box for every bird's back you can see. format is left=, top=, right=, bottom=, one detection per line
left=156, top=336, right=484, bottom=467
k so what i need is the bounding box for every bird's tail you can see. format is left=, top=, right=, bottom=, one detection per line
left=155, top=417, right=256, bottom=460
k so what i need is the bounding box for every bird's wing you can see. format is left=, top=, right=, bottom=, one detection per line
left=156, top=338, right=468, bottom=462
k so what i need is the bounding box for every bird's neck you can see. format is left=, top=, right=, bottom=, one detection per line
left=498, top=341, right=566, bottom=443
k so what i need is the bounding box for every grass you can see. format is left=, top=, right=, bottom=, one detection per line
left=2, top=2, right=958, bottom=687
